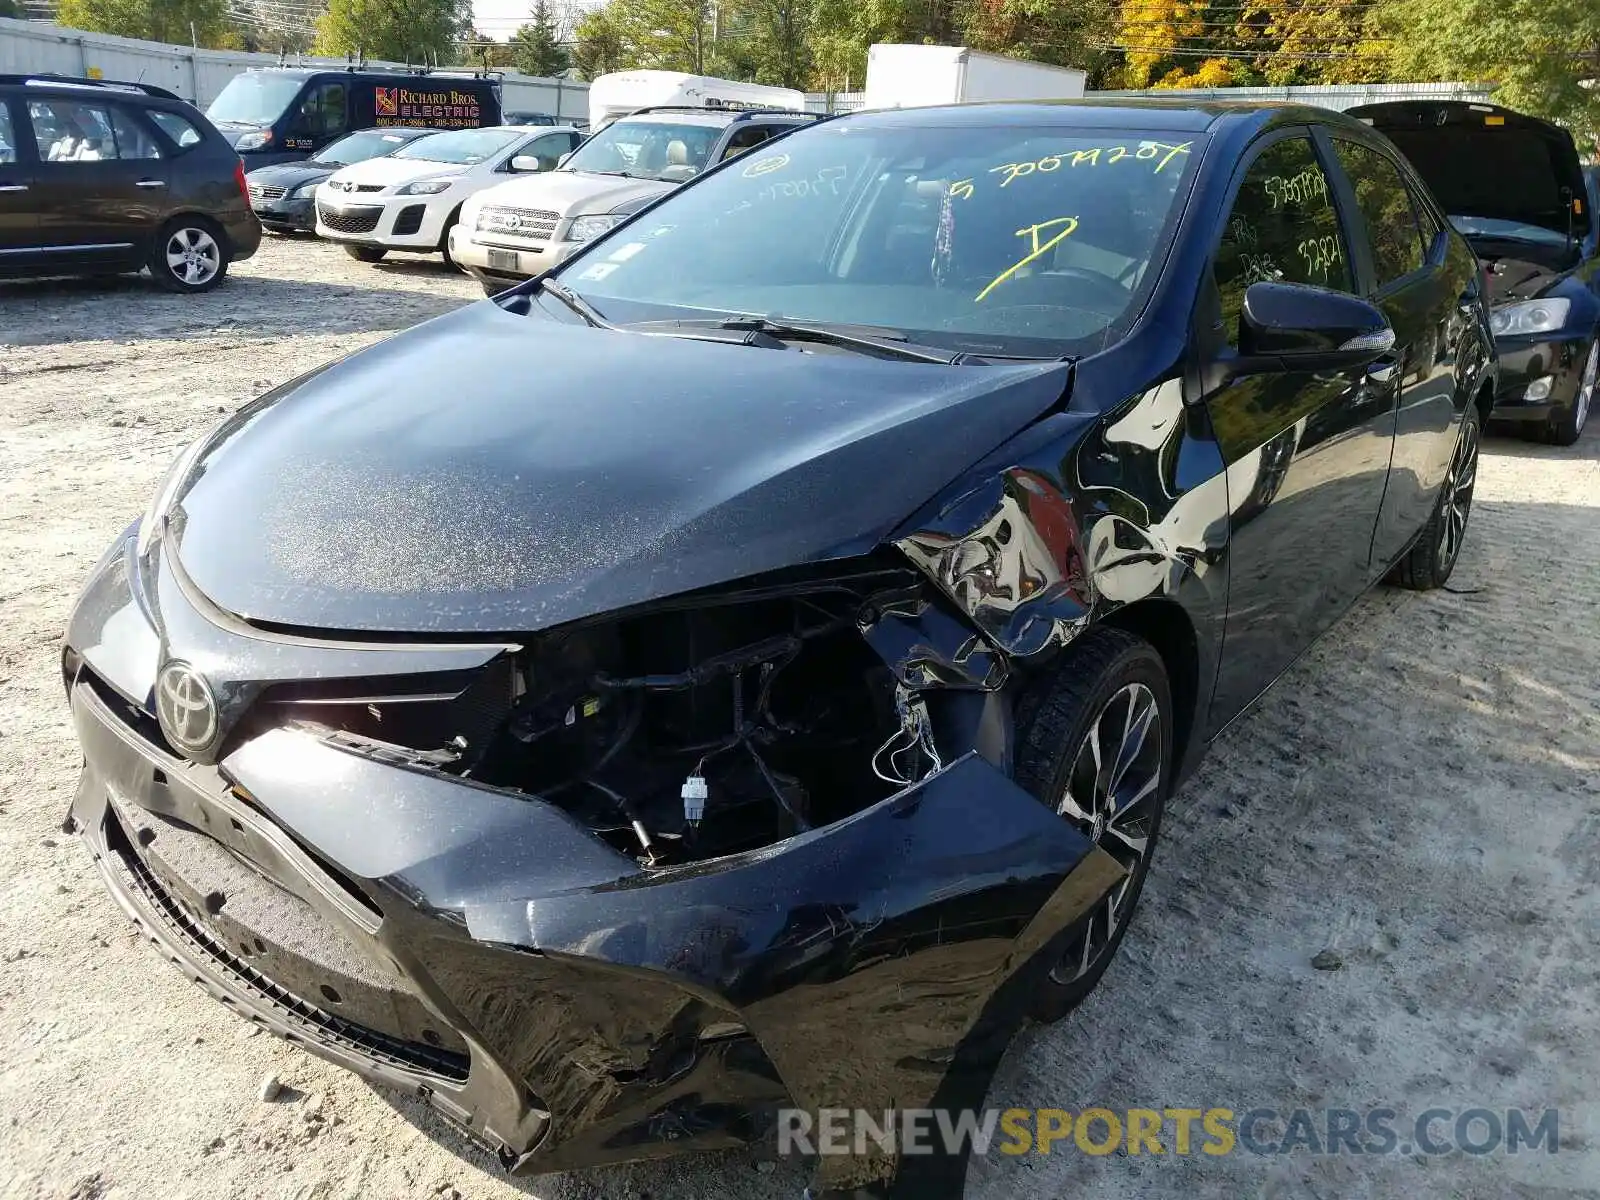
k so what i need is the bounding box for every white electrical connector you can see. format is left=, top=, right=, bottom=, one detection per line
left=682, top=772, right=709, bottom=826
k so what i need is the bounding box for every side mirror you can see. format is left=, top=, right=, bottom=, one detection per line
left=1240, top=281, right=1394, bottom=366
left=509, top=154, right=546, bottom=173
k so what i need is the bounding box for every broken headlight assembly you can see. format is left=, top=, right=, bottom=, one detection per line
left=264, top=553, right=975, bottom=867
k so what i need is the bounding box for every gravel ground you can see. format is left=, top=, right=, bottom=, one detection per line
left=2, top=238, right=1597, bottom=1200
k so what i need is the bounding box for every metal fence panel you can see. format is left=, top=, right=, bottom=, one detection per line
left=0, top=15, right=588, bottom=121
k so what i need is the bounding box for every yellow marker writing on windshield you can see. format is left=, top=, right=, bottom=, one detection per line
left=975, top=217, right=1080, bottom=303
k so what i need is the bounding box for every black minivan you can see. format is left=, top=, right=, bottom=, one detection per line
left=205, top=68, right=502, bottom=167
left=0, top=74, right=260, bottom=292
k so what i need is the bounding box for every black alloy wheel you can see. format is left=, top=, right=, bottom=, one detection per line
left=1013, top=626, right=1173, bottom=1021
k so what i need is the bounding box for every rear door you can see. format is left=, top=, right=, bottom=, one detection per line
left=1198, top=129, right=1397, bottom=729
left=24, top=97, right=169, bottom=270
left=1323, top=132, right=1465, bottom=573
left=0, top=96, right=41, bottom=258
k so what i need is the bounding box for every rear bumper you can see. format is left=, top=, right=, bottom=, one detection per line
left=63, top=533, right=1120, bottom=1192
left=1489, top=332, right=1590, bottom=421
left=221, top=210, right=262, bottom=262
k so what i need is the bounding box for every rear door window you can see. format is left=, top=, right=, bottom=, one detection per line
left=109, top=107, right=163, bottom=160
left=1331, top=139, right=1427, bottom=288
left=1213, top=135, right=1353, bottom=344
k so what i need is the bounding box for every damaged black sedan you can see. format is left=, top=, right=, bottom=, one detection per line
left=63, top=100, right=1494, bottom=1198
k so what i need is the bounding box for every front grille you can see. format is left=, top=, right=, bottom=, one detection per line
left=392, top=204, right=426, bottom=236
left=476, top=205, right=559, bottom=242
left=108, top=812, right=471, bottom=1082
left=249, top=183, right=287, bottom=202
left=352, top=183, right=384, bottom=193
left=318, top=204, right=382, bottom=235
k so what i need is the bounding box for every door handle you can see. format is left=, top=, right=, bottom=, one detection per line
left=135, top=179, right=165, bottom=188
left=0, top=184, right=27, bottom=193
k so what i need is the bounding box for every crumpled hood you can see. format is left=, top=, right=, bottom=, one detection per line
left=476, top=169, right=672, bottom=217
left=168, top=303, right=1071, bottom=634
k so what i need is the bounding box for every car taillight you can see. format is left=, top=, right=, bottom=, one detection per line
left=234, top=161, right=248, bottom=202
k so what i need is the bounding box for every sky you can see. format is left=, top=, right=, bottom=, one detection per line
left=471, top=0, right=595, bottom=39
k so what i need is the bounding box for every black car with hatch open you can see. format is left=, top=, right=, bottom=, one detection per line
left=61, top=100, right=1494, bottom=1198
left=1351, top=100, right=1598, bottom=444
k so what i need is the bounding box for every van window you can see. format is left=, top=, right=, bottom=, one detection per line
left=294, top=82, right=347, bottom=140
left=207, top=73, right=306, bottom=127
left=0, top=104, right=15, bottom=164
left=28, top=100, right=115, bottom=161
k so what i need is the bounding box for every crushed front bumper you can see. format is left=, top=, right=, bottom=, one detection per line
left=64, top=534, right=1122, bottom=1192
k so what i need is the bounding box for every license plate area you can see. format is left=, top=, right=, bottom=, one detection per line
left=487, top=249, right=519, bottom=272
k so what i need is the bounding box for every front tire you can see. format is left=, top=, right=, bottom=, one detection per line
left=1548, top=339, right=1596, bottom=446
left=149, top=218, right=229, bottom=293
left=1390, top=404, right=1480, bottom=590
left=1013, top=626, right=1173, bottom=1022
left=343, top=244, right=388, bottom=264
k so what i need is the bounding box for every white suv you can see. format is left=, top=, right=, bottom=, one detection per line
left=451, top=108, right=815, bottom=293
left=315, top=124, right=580, bottom=266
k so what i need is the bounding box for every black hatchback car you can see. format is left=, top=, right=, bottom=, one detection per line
left=63, top=101, right=1492, bottom=1198
left=0, top=74, right=259, bottom=292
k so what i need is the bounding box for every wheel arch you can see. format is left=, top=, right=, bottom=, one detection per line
left=1098, top=597, right=1202, bottom=784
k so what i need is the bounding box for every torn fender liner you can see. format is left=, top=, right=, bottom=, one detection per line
left=222, top=729, right=1121, bottom=1185
left=169, top=303, right=1071, bottom=634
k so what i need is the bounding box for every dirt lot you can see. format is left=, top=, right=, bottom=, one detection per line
left=2, top=239, right=1597, bottom=1200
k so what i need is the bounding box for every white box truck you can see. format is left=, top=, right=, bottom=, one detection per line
left=862, top=44, right=1087, bottom=110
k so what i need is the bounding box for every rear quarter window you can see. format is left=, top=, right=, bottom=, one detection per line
left=148, top=110, right=205, bottom=150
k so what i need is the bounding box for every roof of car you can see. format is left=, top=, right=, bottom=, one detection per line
left=834, top=98, right=1361, bottom=135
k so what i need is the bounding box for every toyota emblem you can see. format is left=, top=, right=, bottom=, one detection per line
left=156, top=661, right=219, bottom=756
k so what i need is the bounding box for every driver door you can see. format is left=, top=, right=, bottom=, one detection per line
left=1199, top=130, right=1398, bottom=730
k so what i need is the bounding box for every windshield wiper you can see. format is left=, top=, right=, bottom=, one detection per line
left=716, top=317, right=961, bottom=364
left=536, top=276, right=618, bottom=330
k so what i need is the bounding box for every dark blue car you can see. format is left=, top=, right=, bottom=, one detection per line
left=62, top=99, right=1494, bottom=1198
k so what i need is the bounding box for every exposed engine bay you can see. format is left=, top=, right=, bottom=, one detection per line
left=1468, top=238, right=1576, bottom=304
left=273, top=561, right=961, bottom=865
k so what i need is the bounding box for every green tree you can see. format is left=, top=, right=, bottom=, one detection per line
left=962, top=0, right=1119, bottom=86
left=457, top=28, right=515, bottom=70
left=511, top=1, right=570, bottom=76
left=727, top=0, right=814, bottom=90
left=572, top=5, right=625, bottom=79
left=1383, top=0, right=1600, bottom=142
left=315, top=0, right=472, bottom=65
left=0, top=0, right=22, bottom=18
left=57, top=0, right=231, bottom=45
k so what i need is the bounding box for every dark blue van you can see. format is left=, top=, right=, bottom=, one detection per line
left=205, top=68, right=502, bottom=167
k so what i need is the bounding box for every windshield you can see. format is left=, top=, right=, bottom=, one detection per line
left=312, top=129, right=417, bottom=165
left=206, top=74, right=306, bottom=127
left=562, top=119, right=723, bottom=182
left=392, top=128, right=520, bottom=164
left=1448, top=214, right=1569, bottom=247
left=555, top=121, right=1201, bottom=356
